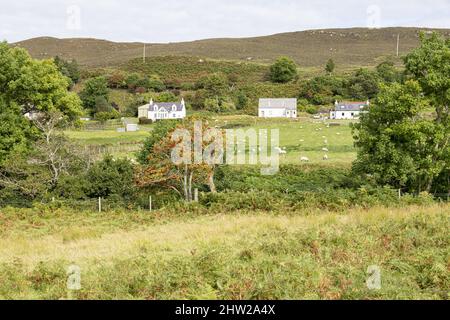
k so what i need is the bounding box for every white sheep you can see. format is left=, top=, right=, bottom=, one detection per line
left=300, top=156, right=310, bottom=162
left=323, top=155, right=329, bottom=161
left=322, top=148, right=329, bottom=152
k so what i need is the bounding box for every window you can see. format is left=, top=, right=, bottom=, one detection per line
left=342, top=113, right=345, bottom=117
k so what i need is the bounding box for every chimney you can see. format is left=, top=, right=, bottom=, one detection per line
left=366, top=99, right=370, bottom=106
left=335, top=100, right=339, bottom=106
left=181, top=98, right=185, bottom=106
left=150, top=98, right=154, bottom=106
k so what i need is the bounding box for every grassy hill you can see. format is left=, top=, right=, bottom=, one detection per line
left=13, top=27, right=450, bottom=68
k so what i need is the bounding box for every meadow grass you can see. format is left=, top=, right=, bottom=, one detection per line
left=0, top=204, right=448, bottom=300
left=64, top=129, right=151, bottom=146
left=65, top=116, right=357, bottom=163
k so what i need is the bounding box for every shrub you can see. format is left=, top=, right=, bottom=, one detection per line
left=138, top=117, right=153, bottom=125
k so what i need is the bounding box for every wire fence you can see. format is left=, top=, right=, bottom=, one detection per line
left=0, top=191, right=448, bottom=212
left=82, top=142, right=143, bottom=159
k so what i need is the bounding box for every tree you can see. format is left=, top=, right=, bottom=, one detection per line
left=376, top=60, right=400, bottom=83
left=353, top=33, right=450, bottom=194
left=125, top=73, right=141, bottom=92
left=107, top=71, right=126, bottom=89
left=54, top=56, right=80, bottom=85
left=347, top=68, right=381, bottom=100
left=147, top=74, right=166, bottom=92
left=0, top=112, right=87, bottom=200
left=86, top=155, right=135, bottom=199
left=0, top=98, right=36, bottom=164
left=325, top=58, right=335, bottom=75
left=136, top=116, right=220, bottom=201
left=269, top=57, right=298, bottom=83
left=137, top=120, right=179, bottom=165
left=236, top=91, right=249, bottom=110
left=197, top=73, right=229, bottom=97
left=0, top=42, right=82, bottom=120
left=79, top=76, right=109, bottom=111
left=299, top=75, right=345, bottom=105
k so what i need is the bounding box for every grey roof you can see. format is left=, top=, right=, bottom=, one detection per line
left=259, top=98, right=297, bottom=110
left=334, top=101, right=368, bottom=112
left=140, top=102, right=185, bottom=112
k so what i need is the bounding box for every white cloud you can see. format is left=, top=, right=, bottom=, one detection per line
left=0, top=0, right=448, bottom=43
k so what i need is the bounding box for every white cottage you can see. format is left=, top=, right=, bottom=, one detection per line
left=258, top=98, right=297, bottom=118
left=138, top=99, right=186, bottom=121
left=330, top=101, right=369, bottom=120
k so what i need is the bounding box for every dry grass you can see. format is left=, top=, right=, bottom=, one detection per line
left=1, top=204, right=447, bottom=268
left=0, top=204, right=448, bottom=299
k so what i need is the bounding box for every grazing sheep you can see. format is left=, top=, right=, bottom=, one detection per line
left=323, top=155, right=329, bottom=161
left=336, top=133, right=341, bottom=136
left=322, top=148, right=329, bottom=152
left=300, top=156, right=310, bottom=162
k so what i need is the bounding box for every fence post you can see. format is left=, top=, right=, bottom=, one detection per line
left=398, top=189, right=401, bottom=199
left=149, top=195, right=152, bottom=212
left=98, top=197, right=102, bottom=212
left=194, top=188, right=199, bottom=202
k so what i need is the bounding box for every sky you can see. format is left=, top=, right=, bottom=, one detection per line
left=1, top=0, right=449, bottom=43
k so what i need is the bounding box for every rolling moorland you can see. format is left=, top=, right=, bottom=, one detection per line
left=14, top=27, right=450, bottom=68
left=0, top=29, right=449, bottom=300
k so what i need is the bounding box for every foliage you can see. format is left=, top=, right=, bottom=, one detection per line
left=299, top=75, right=345, bottom=105
left=353, top=33, right=450, bottom=194
left=353, top=54, right=449, bottom=193
left=136, top=116, right=220, bottom=200
left=137, top=120, right=179, bottom=164
left=347, top=68, right=381, bottom=100
left=0, top=42, right=82, bottom=120
left=376, top=60, right=401, bottom=83
left=79, top=76, right=109, bottom=112
left=85, top=155, right=136, bottom=199
left=0, top=99, right=36, bottom=164
left=53, top=56, right=80, bottom=86
left=325, top=58, right=335, bottom=74
left=269, top=56, right=298, bottom=83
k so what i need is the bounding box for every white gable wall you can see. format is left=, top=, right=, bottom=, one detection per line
left=330, top=110, right=362, bottom=120
left=259, top=108, right=297, bottom=118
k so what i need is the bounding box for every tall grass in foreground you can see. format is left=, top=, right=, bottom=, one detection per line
left=0, top=205, right=448, bottom=300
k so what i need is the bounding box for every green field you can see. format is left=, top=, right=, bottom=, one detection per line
left=65, top=116, right=356, bottom=164
left=65, top=129, right=151, bottom=146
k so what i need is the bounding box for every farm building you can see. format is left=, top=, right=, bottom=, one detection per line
left=258, top=98, right=298, bottom=118
left=138, top=99, right=186, bottom=121
left=330, top=101, right=369, bottom=120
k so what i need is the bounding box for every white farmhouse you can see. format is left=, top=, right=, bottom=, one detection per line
left=258, top=98, right=297, bottom=118
left=330, top=101, right=369, bottom=120
left=138, top=99, right=186, bottom=121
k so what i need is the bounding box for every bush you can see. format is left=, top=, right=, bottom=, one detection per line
left=139, top=117, right=153, bottom=125
left=86, top=155, right=136, bottom=200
